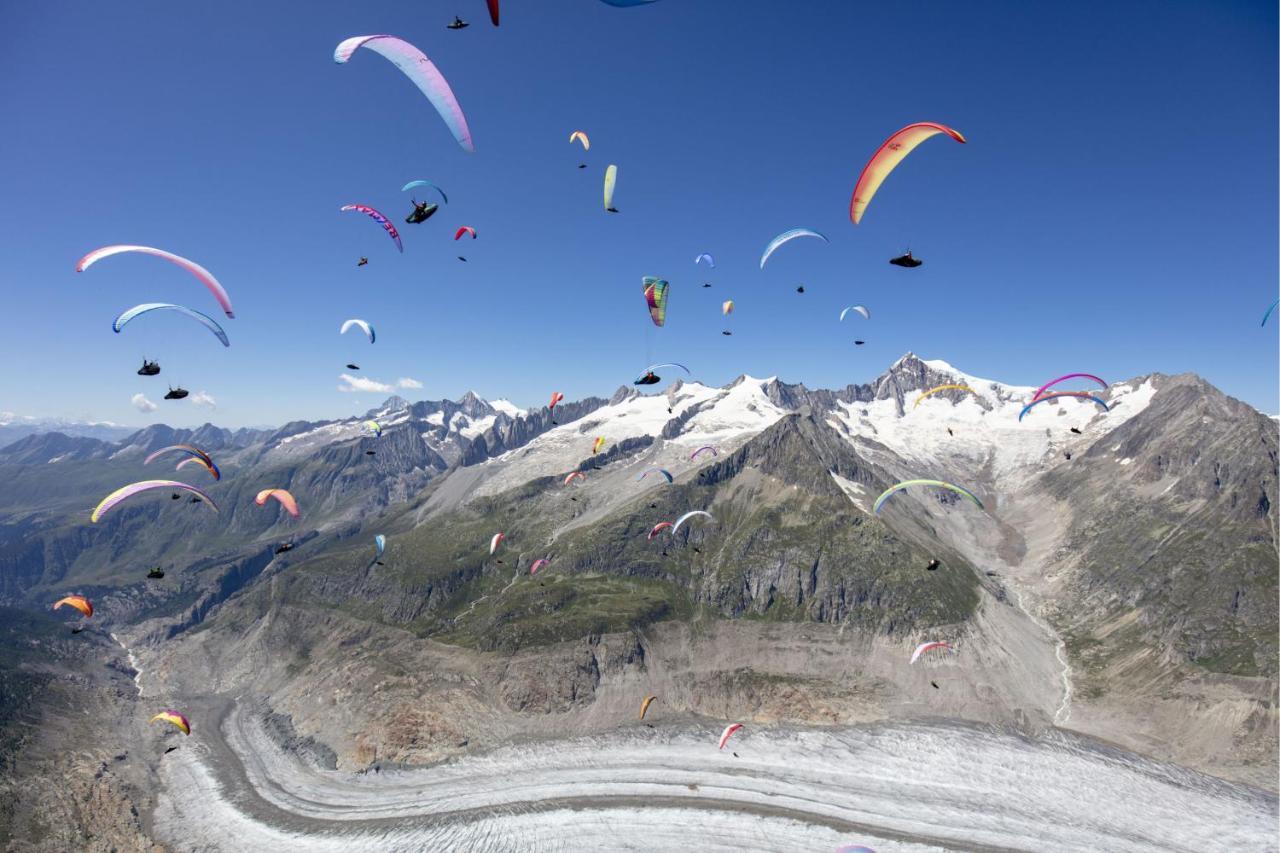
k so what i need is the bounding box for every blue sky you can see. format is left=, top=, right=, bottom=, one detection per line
left=2, top=0, right=1276, bottom=427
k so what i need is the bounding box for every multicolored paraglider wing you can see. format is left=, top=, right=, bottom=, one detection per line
left=1030, top=373, right=1108, bottom=401
left=603, top=164, right=618, bottom=210
left=114, top=303, right=230, bottom=347
left=569, top=130, right=590, bottom=150
left=340, top=205, right=403, bottom=253
left=910, top=641, right=953, bottom=665
left=255, top=488, right=300, bottom=518
left=872, top=480, right=983, bottom=515
left=78, top=245, right=235, bottom=319
left=549, top=391, right=564, bottom=409
left=401, top=180, right=448, bottom=204
left=53, top=595, right=93, bottom=618
left=689, top=446, right=718, bottom=461
left=334, top=35, right=474, bottom=153
left=647, top=521, right=673, bottom=540
left=722, top=300, right=734, bottom=315
left=364, top=420, right=383, bottom=437
left=718, top=722, right=743, bottom=749
left=643, top=277, right=668, bottom=327
left=592, top=437, right=606, bottom=454
left=913, top=384, right=976, bottom=408
left=637, top=467, right=674, bottom=483
left=490, top=532, right=505, bottom=554
left=530, top=558, right=548, bottom=575
left=175, top=456, right=220, bottom=480
left=91, top=481, right=218, bottom=522
left=150, top=710, right=191, bottom=735
left=1018, top=393, right=1109, bottom=421
left=759, top=228, right=828, bottom=269
left=849, top=122, right=966, bottom=225
left=143, top=444, right=213, bottom=468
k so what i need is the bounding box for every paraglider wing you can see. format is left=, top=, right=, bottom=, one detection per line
left=592, top=436, right=607, bottom=455
left=603, top=164, right=618, bottom=210
left=913, top=384, right=977, bottom=408
left=569, top=130, right=590, bottom=150
left=374, top=534, right=386, bottom=557
left=364, top=420, right=383, bottom=437
left=637, top=467, right=674, bottom=484
left=1018, top=393, right=1109, bottom=421
left=486, top=0, right=499, bottom=25
left=401, top=180, right=448, bottom=204
left=694, top=253, right=715, bottom=268
left=78, top=246, right=235, bottom=319
left=689, top=446, right=718, bottom=461
left=91, top=481, right=218, bottom=522
left=839, top=305, right=870, bottom=322
left=53, top=595, right=93, bottom=618
left=647, top=521, right=673, bottom=540
left=340, top=205, right=403, bottom=253
left=671, top=510, right=713, bottom=536
left=549, top=391, right=565, bottom=410
left=174, top=456, right=220, bottom=480
left=849, top=122, right=966, bottom=225
left=529, top=558, right=549, bottom=575
left=255, top=488, right=300, bottom=518
left=341, top=318, right=376, bottom=343
left=599, top=0, right=658, bottom=5
left=718, top=722, right=743, bottom=750
left=563, top=471, right=586, bottom=486
left=1263, top=298, right=1279, bottom=327
left=144, top=444, right=213, bottom=469
left=1030, top=373, right=1108, bottom=401
left=639, top=695, right=658, bottom=720
left=150, top=711, right=191, bottom=735
left=759, top=228, right=829, bottom=269
left=641, top=362, right=689, bottom=377
left=489, top=532, right=505, bottom=555
left=454, top=226, right=476, bottom=240
left=334, top=35, right=474, bottom=153
left=722, top=300, right=734, bottom=316
left=873, top=480, right=983, bottom=515
left=910, top=641, right=953, bottom=665
left=113, top=304, right=230, bottom=347
left=643, top=277, right=669, bottom=327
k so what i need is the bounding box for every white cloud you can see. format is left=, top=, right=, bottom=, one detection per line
left=396, top=377, right=423, bottom=390
left=190, top=391, right=217, bottom=409
left=338, top=373, right=394, bottom=393
left=131, top=393, right=158, bottom=413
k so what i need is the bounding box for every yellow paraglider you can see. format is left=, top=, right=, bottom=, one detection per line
left=914, top=384, right=977, bottom=408
left=639, top=695, right=658, bottom=720
left=850, top=122, right=966, bottom=225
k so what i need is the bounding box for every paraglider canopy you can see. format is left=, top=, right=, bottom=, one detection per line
left=642, top=278, right=669, bottom=327
left=78, top=245, right=235, bottom=319
left=401, top=180, right=448, bottom=204
left=341, top=205, right=403, bottom=252
left=114, top=304, right=230, bottom=347
left=255, top=488, right=300, bottom=518
left=569, top=130, right=590, bottom=150
left=850, top=121, right=966, bottom=225
left=603, top=165, right=619, bottom=211
left=150, top=710, right=191, bottom=735
left=760, top=228, right=828, bottom=269
left=53, top=595, right=93, bottom=618
left=839, top=305, right=870, bottom=322
left=341, top=318, right=376, bottom=344
left=454, top=226, right=476, bottom=240
left=873, top=480, right=983, bottom=515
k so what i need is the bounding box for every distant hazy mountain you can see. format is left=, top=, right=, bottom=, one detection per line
left=0, top=413, right=135, bottom=447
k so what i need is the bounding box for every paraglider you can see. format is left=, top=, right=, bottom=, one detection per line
left=647, top=521, right=673, bottom=540
left=137, top=359, right=160, bottom=376
left=405, top=201, right=438, bottom=224
left=357, top=257, right=368, bottom=267
left=759, top=228, right=828, bottom=269
left=401, top=180, right=448, bottom=204
left=275, top=543, right=294, bottom=554
left=341, top=205, right=402, bottom=252
left=164, top=387, right=188, bottom=400
left=914, top=385, right=977, bottom=408
left=529, top=558, right=549, bottom=575
left=637, top=467, right=673, bottom=484
left=718, top=723, right=743, bottom=750
left=889, top=251, right=923, bottom=268
left=592, top=436, right=607, bottom=455
left=364, top=420, right=383, bottom=437
left=634, top=362, right=688, bottom=385
left=925, top=558, right=940, bottom=571
left=53, top=595, right=93, bottom=618
left=643, top=278, right=669, bottom=327
left=341, top=319, right=376, bottom=344
left=639, top=695, right=658, bottom=720
left=849, top=122, right=966, bottom=225
left=569, top=130, right=590, bottom=150
left=486, top=0, right=500, bottom=25
left=603, top=165, right=618, bottom=212
left=839, top=306, right=870, bottom=322
left=334, top=35, right=474, bottom=153
left=145, top=445, right=218, bottom=479
left=147, top=568, right=165, bottom=579
left=694, top=253, right=715, bottom=268
left=854, top=340, right=865, bottom=346
left=563, top=471, right=586, bottom=486
left=1070, top=427, right=1083, bottom=435
left=1031, top=374, right=1108, bottom=401
left=77, top=245, right=235, bottom=319
left=447, top=16, right=469, bottom=29
left=795, top=285, right=805, bottom=294
left=549, top=391, right=565, bottom=411
left=454, top=226, right=476, bottom=240
left=347, top=363, right=361, bottom=370
left=149, top=711, right=191, bottom=736
left=873, top=480, right=983, bottom=515
left=672, top=510, right=713, bottom=536
left=689, top=446, right=718, bottom=461
left=255, top=488, right=300, bottom=519
left=910, top=641, right=954, bottom=664
left=1263, top=298, right=1279, bottom=327
left=91, top=481, right=218, bottom=522
left=489, top=532, right=505, bottom=555
left=114, top=304, right=230, bottom=348
left=1018, top=393, right=1109, bottom=421
left=722, top=300, right=734, bottom=315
